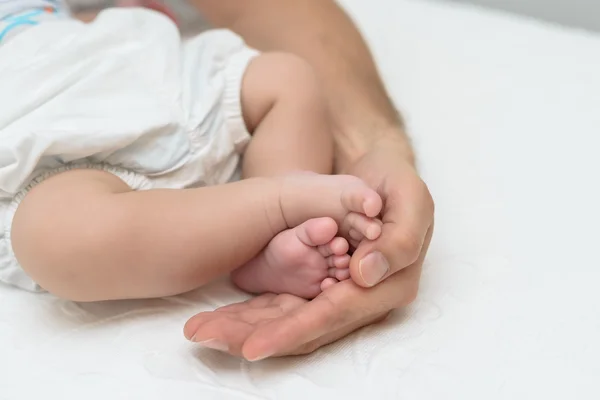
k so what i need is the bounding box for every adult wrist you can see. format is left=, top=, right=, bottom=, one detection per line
left=333, top=124, right=415, bottom=173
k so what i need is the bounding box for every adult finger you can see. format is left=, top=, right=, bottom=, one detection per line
left=350, top=175, right=434, bottom=287
left=239, top=280, right=369, bottom=360
left=184, top=295, right=305, bottom=357
left=183, top=311, right=255, bottom=357
left=292, top=311, right=390, bottom=355
left=240, top=256, right=425, bottom=360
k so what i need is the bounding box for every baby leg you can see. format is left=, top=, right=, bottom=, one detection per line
left=231, top=53, right=380, bottom=298
left=10, top=168, right=380, bottom=302
left=240, top=53, right=334, bottom=177
left=11, top=170, right=284, bottom=301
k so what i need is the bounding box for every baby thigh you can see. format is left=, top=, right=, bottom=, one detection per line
left=9, top=169, right=214, bottom=302
left=9, top=169, right=145, bottom=301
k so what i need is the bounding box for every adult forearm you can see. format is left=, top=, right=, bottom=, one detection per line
left=192, top=0, right=412, bottom=168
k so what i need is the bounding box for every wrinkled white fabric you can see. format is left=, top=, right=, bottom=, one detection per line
left=0, top=0, right=71, bottom=43
left=0, top=9, right=256, bottom=290
left=1, top=0, right=600, bottom=398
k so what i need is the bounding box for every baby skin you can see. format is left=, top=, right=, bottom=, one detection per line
left=11, top=53, right=380, bottom=302
left=235, top=171, right=383, bottom=299
left=233, top=194, right=382, bottom=299
left=233, top=217, right=355, bottom=299
left=12, top=171, right=382, bottom=301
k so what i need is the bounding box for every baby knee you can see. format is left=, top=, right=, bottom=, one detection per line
left=12, top=204, right=120, bottom=302
left=241, top=52, right=326, bottom=133
left=269, top=53, right=322, bottom=98
left=248, top=52, right=323, bottom=102
left=10, top=171, right=129, bottom=301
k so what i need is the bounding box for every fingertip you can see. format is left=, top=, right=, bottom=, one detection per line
left=183, top=325, right=195, bottom=341
left=242, top=345, right=274, bottom=362
left=365, top=223, right=382, bottom=241
left=358, top=251, right=390, bottom=287
left=242, top=327, right=283, bottom=362
left=349, top=241, right=390, bottom=288
left=362, top=193, right=383, bottom=218
left=244, top=346, right=274, bottom=362
left=183, top=313, right=206, bottom=340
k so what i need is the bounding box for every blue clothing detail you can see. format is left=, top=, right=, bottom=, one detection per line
left=0, top=10, right=45, bottom=41
left=0, top=0, right=69, bottom=43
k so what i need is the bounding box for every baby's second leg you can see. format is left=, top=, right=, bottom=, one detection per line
left=231, top=54, right=381, bottom=298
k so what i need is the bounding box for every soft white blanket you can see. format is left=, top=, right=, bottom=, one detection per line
left=2, top=0, right=599, bottom=398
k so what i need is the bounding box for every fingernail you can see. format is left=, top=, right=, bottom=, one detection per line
left=194, top=338, right=229, bottom=352
left=359, top=252, right=390, bottom=286
left=366, top=225, right=381, bottom=240
left=362, top=200, right=371, bottom=216
left=247, top=352, right=274, bottom=362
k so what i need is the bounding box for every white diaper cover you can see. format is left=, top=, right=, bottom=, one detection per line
left=0, top=9, right=258, bottom=291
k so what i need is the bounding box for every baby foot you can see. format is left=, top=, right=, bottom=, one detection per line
left=231, top=217, right=352, bottom=299
left=276, top=172, right=384, bottom=242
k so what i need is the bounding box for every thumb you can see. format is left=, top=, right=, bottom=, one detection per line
left=350, top=220, right=431, bottom=288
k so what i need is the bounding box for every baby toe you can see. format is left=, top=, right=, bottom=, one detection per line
left=320, top=278, right=339, bottom=291
left=317, top=236, right=349, bottom=257
left=329, top=237, right=350, bottom=255
left=340, top=181, right=383, bottom=218
left=296, top=217, right=338, bottom=247
left=327, top=254, right=351, bottom=268
left=335, top=268, right=351, bottom=281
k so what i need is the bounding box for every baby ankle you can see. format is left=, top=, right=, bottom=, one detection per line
left=261, top=176, right=289, bottom=235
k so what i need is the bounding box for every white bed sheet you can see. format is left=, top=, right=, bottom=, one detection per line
left=2, top=0, right=600, bottom=398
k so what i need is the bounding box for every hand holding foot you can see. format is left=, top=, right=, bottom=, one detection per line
left=185, top=138, right=434, bottom=360
left=231, top=173, right=383, bottom=299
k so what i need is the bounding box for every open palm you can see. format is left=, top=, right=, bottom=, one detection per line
left=184, top=137, right=433, bottom=360
left=184, top=280, right=388, bottom=360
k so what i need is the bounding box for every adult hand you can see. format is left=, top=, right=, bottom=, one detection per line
left=344, top=135, right=434, bottom=289
left=184, top=134, right=434, bottom=360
